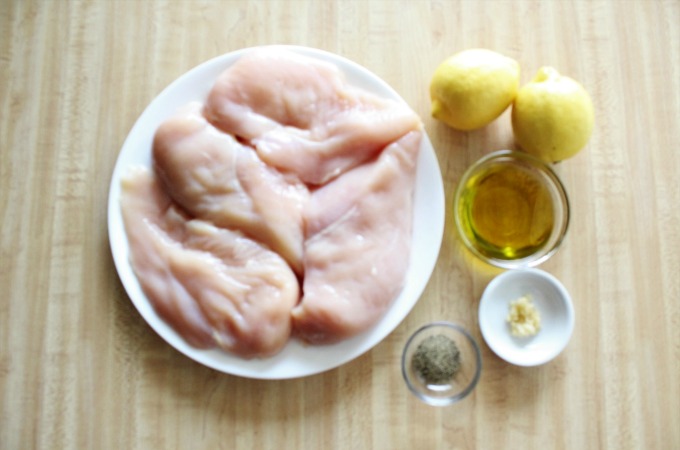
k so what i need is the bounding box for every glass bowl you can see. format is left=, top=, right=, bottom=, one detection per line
left=454, top=150, right=569, bottom=269
left=401, top=322, right=482, bottom=406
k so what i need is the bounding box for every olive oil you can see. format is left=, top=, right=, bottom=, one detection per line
left=457, top=162, right=554, bottom=260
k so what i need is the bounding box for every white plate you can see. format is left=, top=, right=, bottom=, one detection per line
left=107, top=45, right=445, bottom=379
left=479, top=269, right=575, bottom=366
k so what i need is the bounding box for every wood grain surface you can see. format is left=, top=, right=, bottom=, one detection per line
left=1, top=1, right=679, bottom=448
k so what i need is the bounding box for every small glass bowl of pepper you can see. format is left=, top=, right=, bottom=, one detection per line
left=402, top=321, right=482, bottom=406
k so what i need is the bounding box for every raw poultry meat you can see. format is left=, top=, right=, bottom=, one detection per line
left=292, top=131, right=422, bottom=344
left=120, top=167, right=300, bottom=358
left=119, top=48, right=425, bottom=358
left=153, top=102, right=309, bottom=274
left=204, top=48, right=421, bottom=185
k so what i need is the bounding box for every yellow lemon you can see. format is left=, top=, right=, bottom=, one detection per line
left=512, top=67, right=594, bottom=163
left=430, top=49, right=520, bottom=131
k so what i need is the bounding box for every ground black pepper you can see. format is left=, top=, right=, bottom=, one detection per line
left=412, top=334, right=461, bottom=385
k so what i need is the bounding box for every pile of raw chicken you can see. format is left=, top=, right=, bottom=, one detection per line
left=120, top=48, right=423, bottom=358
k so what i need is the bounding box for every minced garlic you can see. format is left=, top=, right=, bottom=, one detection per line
left=507, top=295, right=541, bottom=337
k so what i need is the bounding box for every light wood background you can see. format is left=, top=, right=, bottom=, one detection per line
left=2, top=1, right=679, bottom=449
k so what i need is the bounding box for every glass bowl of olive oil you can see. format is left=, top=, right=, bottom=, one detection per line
left=454, top=150, right=569, bottom=269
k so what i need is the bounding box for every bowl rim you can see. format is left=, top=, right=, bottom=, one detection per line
left=453, top=149, right=570, bottom=269
left=478, top=268, right=575, bottom=366
left=401, top=321, right=482, bottom=406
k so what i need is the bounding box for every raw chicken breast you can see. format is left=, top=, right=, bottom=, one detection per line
left=120, top=167, right=300, bottom=358
left=204, top=48, right=421, bottom=185
left=292, top=131, right=422, bottom=344
left=153, top=103, right=309, bottom=274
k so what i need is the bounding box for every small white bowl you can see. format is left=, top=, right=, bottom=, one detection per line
left=479, top=269, right=574, bottom=366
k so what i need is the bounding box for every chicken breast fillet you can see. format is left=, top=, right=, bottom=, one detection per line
left=292, top=130, right=422, bottom=344
left=153, top=102, right=309, bottom=274
left=120, top=167, right=300, bottom=358
left=204, top=48, right=421, bottom=185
